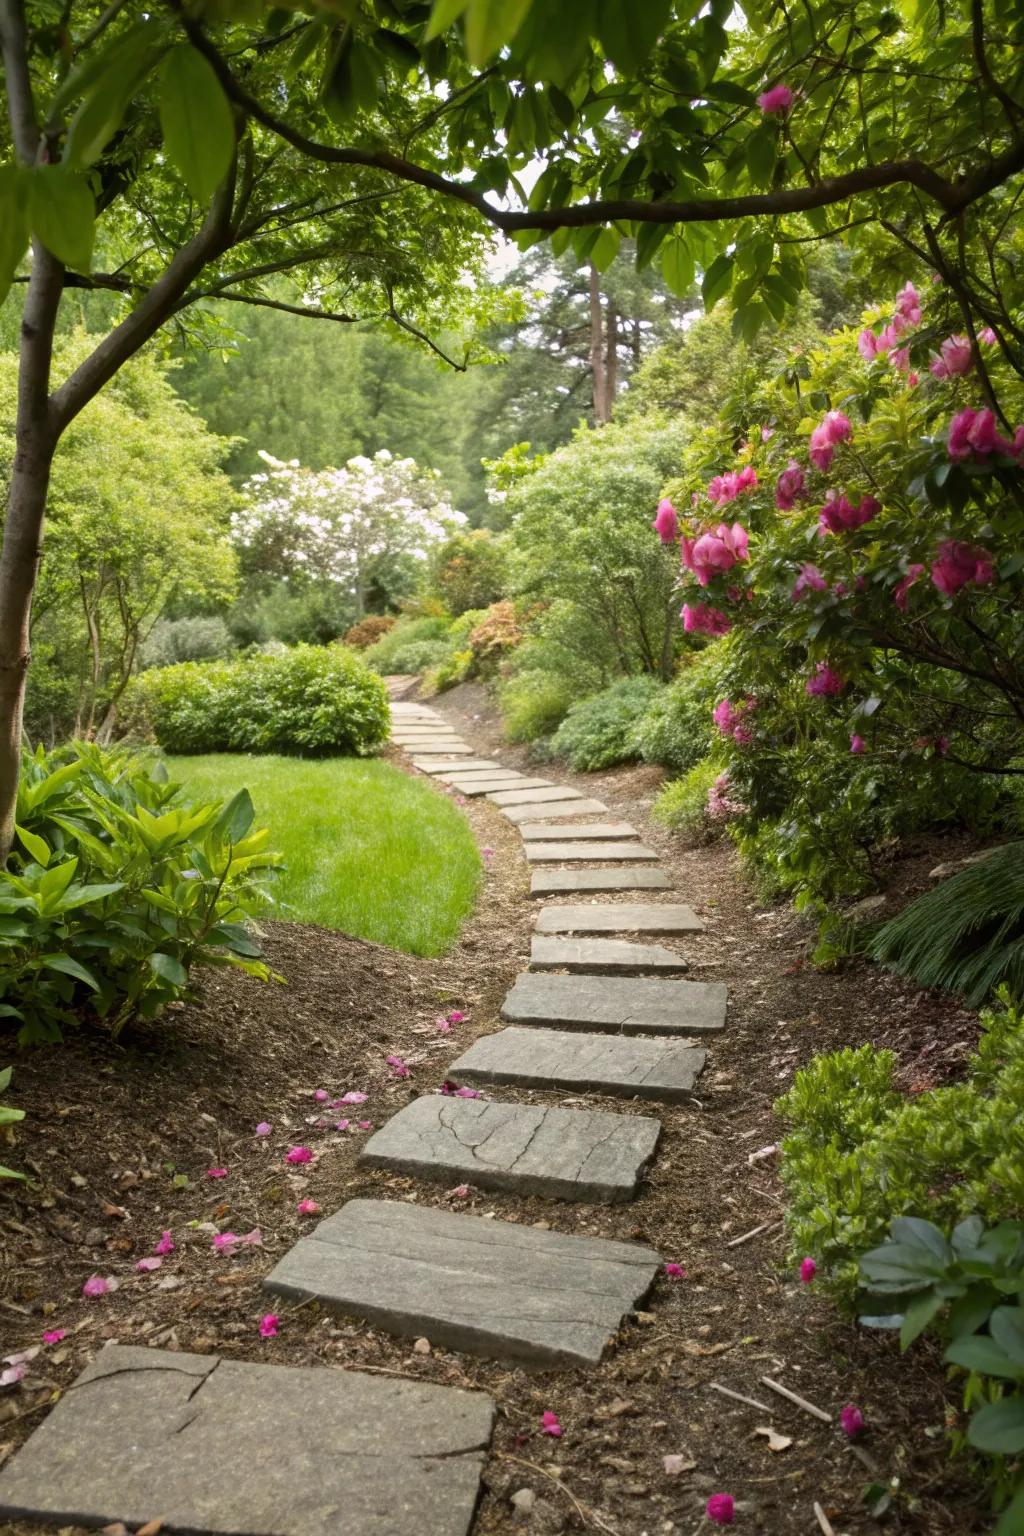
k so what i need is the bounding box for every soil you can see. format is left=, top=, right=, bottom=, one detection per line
left=0, top=682, right=992, bottom=1536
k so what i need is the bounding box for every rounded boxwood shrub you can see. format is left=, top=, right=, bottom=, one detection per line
left=132, top=645, right=389, bottom=756
left=551, top=676, right=664, bottom=771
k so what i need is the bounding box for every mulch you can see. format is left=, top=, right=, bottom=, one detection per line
left=0, top=688, right=993, bottom=1535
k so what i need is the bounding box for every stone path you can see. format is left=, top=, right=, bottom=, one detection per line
left=0, top=698, right=733, bottom=1533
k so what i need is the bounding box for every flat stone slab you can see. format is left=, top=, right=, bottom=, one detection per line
left=264, top=1198, right=660, bottom=1369
left=415, top=758, right=499, bottom=774
left=520, top=821, right=638, bottom=841
left=524, top=842, right=659, bottom=862
left=530, top=935, right=689, bottom=974
left=531, top=868, right=673, bottom=895
left=444, top=777, right=555, bottom=796
left=501, top=972, right=727, bottom=1036
left=451, top=1027, right=707, bottom=1104
left=536, top=902, right=704, bottom=933
left=0, top=1345, right=493, bottom=1536
left=489, top=786, right=588, bottom=806
left=502, top=798, right=609, bottom=824
left=361, top=1096, right=660, bottom=1204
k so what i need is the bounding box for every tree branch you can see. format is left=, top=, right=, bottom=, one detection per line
left=971, top=0, right=1023, bottom=128
left=382, top=284, right=467, bottom=370
left=184, top=291, right=359, bottom=323
left=0, top=0, right=40, bottom=162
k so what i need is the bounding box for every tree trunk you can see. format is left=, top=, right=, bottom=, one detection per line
left=589, top=265, right=609, bottom=425
left=604, top=303, right=618, bottom=420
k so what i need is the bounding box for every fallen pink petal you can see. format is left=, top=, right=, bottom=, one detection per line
left=42, top=1329, right=67, bottom=1344
left=357, top=1119, right=373, bottom=1130
left=840, top=1403, right=865, bottom=1437
left=451, top=1184, right=470, bottom=1198
left=206, top=1167, right=229, bottom=1179
left=387, top=1054, right=411, bottom=1078
left=447, top=1011, right=466, bottom=1024
left=0, top=1364, right=27, bottom=1388
left=135, top=1256, right=163, bottom=1272
left=335, top=1118, right=350, bottom=1131
left=435, top=1015, right=452, bottom=1033
left=213, top=1232, right=240, bottom=1252
left=541, top=1410, right=562, bottom=1438
left=800, top=1256, right=817, bottom=1283
left=313, top=1089, right=329, bottom=1103
left=81, top=1275, right=112, bottom=1298
left=240, top=1228, right=263, bottom=1247
left=154, top=1230, right=175, bottom=1255
left=286, top=1146, right=314, bottom=1164
left=664, top=1262, right=687, bottom=1280
left=254, top=1121, right=272, bottom=1136
left=706, top=1492, right=735, bottom=1525
left=297, top=1199, right=320, bottom=1215
left=259, top=1313, right=280, bottom=1338
left=339, top=1091, right=368, bottom=1104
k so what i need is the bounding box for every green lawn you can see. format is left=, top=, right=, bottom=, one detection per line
left=167, top=755, right=481, bottom=956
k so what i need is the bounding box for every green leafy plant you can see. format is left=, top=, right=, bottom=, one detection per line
left=551, top=677, right=664, bottom=772
left=629, top=649, right=726, bottom=773
left=361, top=616, right=452, bottom=673
left=0, top=1065, right=26, bottom=1180
left=871, top=844, right=1024, bottom=1006
left=499, top=671, right=576, bottom=743
left=1, top=743, right=281, bottom=1044
left=651, top=759, right=724, bottom=843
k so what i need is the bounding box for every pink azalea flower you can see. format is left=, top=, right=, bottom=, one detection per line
left=929, top=335, right=972, bottom=378
left=213, top=1232, right=240, bottom=1253
left=907, top=371, right=920, bottom=388
left=708, top=770, right=744, bottom=821
left=706, top=1493, right=735, bottom=1526
left=136, top=1256, right=163, bottom=1273
left=893, top=563, right=926, bottom=611
left=313, top=1089, right=329, bottom=1103
left=761, top=424, right=774, bottom=442
left=42, top=1329, right=67, bottom=1344
left=681, top=602, right=732, bottom=637
left=857, top=327, right=879, bottom=361
left=335, top=1119, right=350, bottom=1131
left=792, top=564, right=827, bottom=600
left=840, top=1403, right=865, bottom=1437
left=297, top=1198, right=320, bottom=1216
left=541, top=1410, right=563, bottom=1438
left=81, top=1275, right=111, bottom=1298
left=681, top=522, right=750, bottom=586
left=285, top=1146, right=314, bottom=1164
left=819, top=490, right=881, bottom=534
left=206, top=1167, right=229, bottom=1179
left=652, top=498, right=679, bottom=544
left=805, top=664, right=845, bottom=697
left=664, top=1262, right=687, bottom=1279
left=948, top=406, right=1016, bottom=460
left=800, top=1256, right=817, bottom=1283
left=895, top=281, right=922, bottom=325
left=447, top=1011, right=466, bottom=1024
left=931, top=539, right=994, bottom=596
left=338, top=1091, right=368, bottom=1105
left=451, top=1184, right=470, bottom=1198
left=890, top=344, right=911, bottom=373
left=259, top=1313, right=280, bottom=1338
left=850, top=734, right=866, bottom=754
left=387, top=1054, right=410, bottom=1079
left=809, top=410, right=852, bottom=472
left=154, top=1230, right=175, bottom=1256
left=713, top=697, right=756, bottom=743
left=758, top=83, right=793, bottom=114
left=774, top=460, right=806, bottom=510
left=979, top=326, right=997, bottom=345
left=254, top=1122, right=272, bottom=1137
left=357, top=1119, right=373, bottom=1130
left=456, top=1085, right=482, bottom=1098
left=876, top=321, right=902, bottom=353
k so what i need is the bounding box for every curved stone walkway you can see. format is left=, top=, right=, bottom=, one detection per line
left=0, top=699, right=730, bottom=1536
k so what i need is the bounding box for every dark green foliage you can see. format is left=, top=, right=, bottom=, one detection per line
left=871, top=844, right=1024, bottom=1006
left=1, top=744, right=281, bottom=1045
left=361, top=617, right=452, bottom=673
left=551, top=677, right=664, bottom=772
left=630, top=650, right=726, bottom=773
left=139, top=616, right=234, bottom=669
left=131, top=646, right=390, bottom=756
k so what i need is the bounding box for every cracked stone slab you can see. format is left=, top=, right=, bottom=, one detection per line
left=360, top=1096, right=660, bottom=1204
left=489, top=786, right=588, bottom=806
left=450, top=1026, right=706, bottom=1104
left=415, top=758, right=501, bottom=774
left=519, top=821, right=638, bottom=842
left=264, top=1198, right=660, bottom=1369
left=524, top=842, right=659, bottom=863
left=442, top=777, right=555, bottom=796
left=0, top=1344, right=493, bottom=1536
left=501, top=972, right=727, bottom=1036
left=531, top=868, right=673, bottom=895
left=502, top=798, right=609, bottom=824
left=536, top=902, right=704, bottom=933
left=530, top=935, right=689, bottom=974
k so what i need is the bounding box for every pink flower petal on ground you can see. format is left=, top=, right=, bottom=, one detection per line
left=451, top=1184, right=470, bottom=1198
left=706, top=1493, right=735, bottom=1525
left=339, top=1091, right=368, bottom=1104
left=259, top=1314, right=280, bottom=1338
left=0, top=1364, right=27, bottom=1387
left=213, top=1232, right=240, bottom=1253
left=206, top=1167, right=229, bottom=1179
left=335, top=1119, right=350, bottom=1131
left=435, top=1016, right=452, bottom=1033
left=664, top=1262, right=687, bottom=1280
left=387, top=1054, right=410, bottom=1079
left=447, top=1011, right=466, bottom=1024
left=481, top=847, right=495, bottom=858
left=313, top=1089, right=329, bottom=1103
left=81, top=1275, right=111, bottom=1298
left=297, top=1199, right=320, bottom=1216
left=42, top=1329, right=67, bottom=1344
left=840, top=1403, right=865, bottom=1437
left=456, top=1086, right=483, bottom=1098
left=357, top=1120, right=373, bottom=1130
left=154, top=1230, right=175, bottom=1255
left=254, top=1121, right=272, bottom=1136
left=800, top=1256, right=817, bottom=1283
left=135, top=1257, right=163, bottom=1273
left=240, top=1228, right=262, bottom=1247
left=286, top=1146, right=314, bottom=1164
left=541, top=1410, right=563, bottom=1437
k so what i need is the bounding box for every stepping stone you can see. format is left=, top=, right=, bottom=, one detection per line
left=524, top=842, right=659, bottom=862
left=400, top=742, right=472, bottom=754
left=264, top=1198, right=660, bottom=1369
left=416, top=758, right=500, bottom=774
left=530, top=935, right=688, bottom=973
left=501, top=973, right=727, bottom=1036
left=501, top=798, right=609, bottom=824
left=531, top=867, right=673, bottom=894
left=536, top=902, right=704, bottom=933
left=489, top=786, right=588, bottom=806
left=450, top=1026, right=707, bottom=1104
left=361, top=1096, right=660, bottom=1204
left=448, top=778, right=555, bottom=796
left=0, top=1344, right=493, bottom=1536
left=519, top=820, right=637, bottom=841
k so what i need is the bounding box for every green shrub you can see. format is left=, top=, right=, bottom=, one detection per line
left=551, top=677, right=664, bottom=772
left=139, top=616, right=234, bottom=670
left=630, top=650, right=726, bottom=773
left=1, top=743, right=281, bottom=1045
left=776, top=992, right=1024, bottom=1301
left=431, top=529, right=507, bottom=615
left=344, top=614, right=396, bottom=649
left=386, top=639, right=451, bottom=675
left=651, top=760, right=723, bottom=843
left=131, top=645, right=389, bottom=756
left=361, top=616, right=451, bottom=673
left=0, top=1065, right=25, bottom=1180
left=500, top=671, right=576, bottom=743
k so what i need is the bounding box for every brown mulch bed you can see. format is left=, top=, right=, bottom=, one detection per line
left=0, top=691, right=994, bottom=1535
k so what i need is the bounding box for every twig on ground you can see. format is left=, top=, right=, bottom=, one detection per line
left=813, top=1500, right=837, bottom=1534
left=727, top=1220, right=783, bottom=1248
left=760, top=1376, right=832, bottom=1423
left=709, top=1381, right=775, bottom=1414
left=497, top=1452, right=620, bottom=1536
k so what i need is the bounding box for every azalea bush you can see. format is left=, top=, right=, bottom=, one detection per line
left=1, top=744, right=281, bottom=1045
left=129, top=645, right=389, bottom=756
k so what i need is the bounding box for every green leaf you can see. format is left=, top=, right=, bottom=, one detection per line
left=745, top=124, right=778, bottom=187
left=0, top=163, right=30, bottom=306
left=967, top=1395, right=1024, bottom=1454
left=991, top=1307, right=1024, bottom=1368
left=63, top=18, right=165, bottom=168
left=41, top=953, right=100, bottom=991
left=150, top=951, right=188, bottom=988
left=731, top=300, right=767, bottom=343
left=661, top=232, right=694, bottom=298
left=158, top=44, right=236, bottom=204
left=425, top=0, right=470, bottom=41
left=701, top=250, right=734, bottom=310
left=214, top=788, right=255, bottom=845
left=596, top=0, right=672, bottom=72
left=28, top=167, right=95, bottom=270
left=590, top=226, right=620, bottom=274
left=15, top=824, right=51, bottom=867
left=0, top=1065, right=12, bottom=1093
left=463, top=0, right=533, bottom=66
left=634, top=220, right=668, bottom=270
left=947, top=1336, right=1024, bottom=1380
left=0, top=1164, right=26, bottom=1181
left=900, top=1291, right=944, bottom=1350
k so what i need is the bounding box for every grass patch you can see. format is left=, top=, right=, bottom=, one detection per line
left=167, top=754, right=481, bottom=956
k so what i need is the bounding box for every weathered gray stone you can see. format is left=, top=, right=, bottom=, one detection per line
left=360, top=1095, right=660, bottom=1203
left=443, top=777, right=555, bottom=796
left=415, top=758, right=499, bottom=774
left=501, top=972, right=727, bottom=1036
left=524, top=842, right=659, bottom=862
left=399, top=742, right=472, bottom=754
left=519, top=821, right=638, bottom=841
left=531, top=868, right=673, bottom=895
left=264, top=1198, right=660, bottom=1368
left=530, top=935, right=689, bottom=973
left=535, top=902, right=704, bottom=933
left=489, top=786, right=588, bottom=806
left=0, top=1344, right=493, bottom=1536
left=393, top=735, right=468, bottom=746
left=450, top=1026, right=706, bottom=1103
left=501, top=798, right=609, bottom=824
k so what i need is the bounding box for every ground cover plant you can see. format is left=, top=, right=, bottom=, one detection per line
left=167, top=754, right=481, bottom=955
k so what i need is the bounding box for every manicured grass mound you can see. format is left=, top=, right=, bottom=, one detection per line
left=167, top=755, right=480, bottom=956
